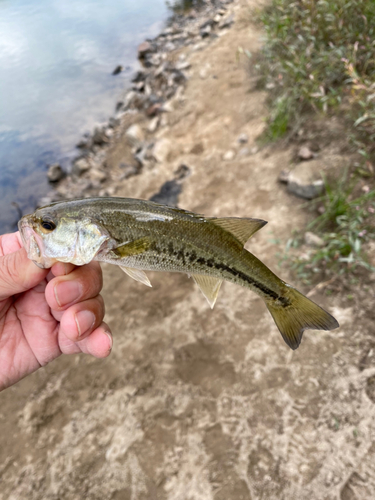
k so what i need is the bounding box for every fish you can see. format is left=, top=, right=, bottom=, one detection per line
left=18, top=197, right=339, bottom=350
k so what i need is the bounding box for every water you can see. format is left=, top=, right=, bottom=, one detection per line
left=0, top=0, right=172, bottom=233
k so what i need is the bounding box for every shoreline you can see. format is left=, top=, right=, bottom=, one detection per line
left=43, top=0, right=236, bottom=207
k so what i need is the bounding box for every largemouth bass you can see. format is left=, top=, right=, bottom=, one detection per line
left=18, top=197, right=339, bottom=349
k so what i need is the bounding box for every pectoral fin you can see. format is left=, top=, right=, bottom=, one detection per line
left=114, top=237, right=151, bottom=258
left=120, top=266, right=152, bottom=287
left=209, top=217, right=267, bottom=245
left=191, top=274, right=223, bottom=309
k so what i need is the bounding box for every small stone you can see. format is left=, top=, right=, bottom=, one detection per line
left=219, top=14, right=234, bottom=29
left=304, top=232, right=325, bottom=248
left=223, top=150, right=235, bottom=161
left=174, top=164, right=191, bottom=180
left=287, top=162, right=325, bottom=199
left=175, top=60, right=191, bottom=71
left=148, top=116, right=159, bottom=133
left=238, top=133, right=248, bottom=144
left=112, top=65, right=123, bottom=75
left=153, top=139, right=172, bottom=163
left=119, top=163, right=139, bottom=179
left=278, top=169, right=290, bottom=183
left=72, top=158, right=91, bottom=177
left=199, top=68, right=208, bottom=79
left=250, top=146, right=259, bottom=155
left=47, top=164, right=64, bottom=183
left=125, top=124, right=144, bottom=147
left=131, top=70, right=147, bottom=83
left=298, top=146, right=314, bottom=161
left=162, top=101, right=174, bottom=113
left=92, top=127, right=110, bottom=145
left=146, top=102, right=163, bottom=117
left=238, top=147, right=250, bottom=157
left=90, top=169, right=107, bottom=183
left=138, top=41, right=153, bottom=59
left=214, top=14, right=222, bottom=23
left=200, top=25, right=212, bottom=38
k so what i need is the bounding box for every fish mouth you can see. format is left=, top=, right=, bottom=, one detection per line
left=18, top=215, right=51, bottom=268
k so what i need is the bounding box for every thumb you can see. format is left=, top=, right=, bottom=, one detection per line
left=0, top=247, right=48, bottom=300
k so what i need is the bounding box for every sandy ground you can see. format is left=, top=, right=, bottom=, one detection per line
left=1, top=1, right=375, bottom=499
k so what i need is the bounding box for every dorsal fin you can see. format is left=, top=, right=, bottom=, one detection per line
left=208, top=217, right=267, bottom=245
left=191, top=274, right=223, bottom=309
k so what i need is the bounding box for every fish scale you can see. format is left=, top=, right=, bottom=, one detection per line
left=18, top=197, right=339, bottom=350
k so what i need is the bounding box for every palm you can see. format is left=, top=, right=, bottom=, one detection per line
left=0, top=232, right=111, bottom=391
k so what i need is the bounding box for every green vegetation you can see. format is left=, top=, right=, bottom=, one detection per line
left=258, top=0, right=375, bottom=146
left=258, top=0, right=375, bottom=281
left=286, top=176, right=375, bottom=284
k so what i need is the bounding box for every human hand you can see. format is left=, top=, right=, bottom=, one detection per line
left=0, top=231, right=112, bottom=391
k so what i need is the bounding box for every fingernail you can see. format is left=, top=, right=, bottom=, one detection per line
left=55, top=281, right=82, bottom=307
left=104, top=331, right=113, bottom=352
left=75, top=311, right=96, bottom=338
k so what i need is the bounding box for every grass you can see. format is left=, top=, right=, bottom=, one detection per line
left=257, top=0, right=375, bottom=149
left=285, top=175, right=375, bottom=285
left=257, top=0, right=375, bottom=282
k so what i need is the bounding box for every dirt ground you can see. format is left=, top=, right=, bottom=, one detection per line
left=1, top=1, right=375, bottom=499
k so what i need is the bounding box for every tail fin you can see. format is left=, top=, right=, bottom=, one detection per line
left=266, top=286, right=339, bottom=350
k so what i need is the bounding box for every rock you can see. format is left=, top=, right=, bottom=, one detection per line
left=278, top=169, right=290, bottom=183
left=219, top=14, right=234, bottom=29
left=152, top=139, right=172, bottom=163
left=131, top=70, right=147, bottom=83
left=250, top=146, right=259, bottom=155
left=162, top=101, right=174, bottom=113
left=174, top=164, right=191, bottom=180
left=200, top=25, right=212, bottom=38
left=72, top=158, right=91, bottom=177
left=238, top=133, right=248, bottom=144
left=92, top=127, right=111, bottom=145
left=47, top=164, right=64, bottom=183
left=112, top=65, right=123, bottom=75
left=148, top=116, right=159, bottom=133
left=175, top=60, right=191, bottom=71
left=89, top=169, right=107, bottom=183
left=298, top=146, right=315, bottom=161
left=138, top=41, right=153, bottom=59
left=304, top=232, right=325, bottom=248
left=287, top=162, right=325, bottom=199
left=119, top=163, right=139, bottom=179
left=133, top=81, right=145, bottom=92
left=125, top=124, right=144, bottom=147
left=223, top=150, right=235, bottom=161
left=199, top=68, right=208, bottom=79
left=238, top=147, right=250, bottom=157
left=146, top=102, right=163, bottom=117
left=214, top=14, right=222, bottom=23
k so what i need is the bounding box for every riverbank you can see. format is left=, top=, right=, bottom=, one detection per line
left=2, top=0, right=375, bottom=499
left=43, top=0, right=237, bottom=206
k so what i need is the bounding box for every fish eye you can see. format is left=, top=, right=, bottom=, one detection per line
left=40, top=219, right=56, bottom=232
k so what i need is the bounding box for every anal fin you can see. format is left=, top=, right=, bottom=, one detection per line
left=120, top=266, right=152, bottom=287
left=191, top=274, right=223, bottom=309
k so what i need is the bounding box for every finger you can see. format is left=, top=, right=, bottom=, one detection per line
left=51, top=262, right=76, bottom=277
left=58, top=295, right=105, bottom=342
left=78, top=324, right=113, bottom=358
left=0, top=247, right=48, bottom=300
left=45, top=261, right=103, bottom=311
left=58, top=322, right=113, bottom=358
